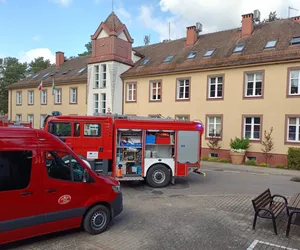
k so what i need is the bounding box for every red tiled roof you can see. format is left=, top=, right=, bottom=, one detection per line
left=121, top=18, right=300, bottom=78
left=104, top=12, right=123, bottom=32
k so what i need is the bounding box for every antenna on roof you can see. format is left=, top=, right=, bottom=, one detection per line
left=112, top=0, right=114, bottom=12
left=288, top=6, right=298, bottom=18
left=144, top=35, right=150, bottom=45
left=169, top=22, right=171, bottom=40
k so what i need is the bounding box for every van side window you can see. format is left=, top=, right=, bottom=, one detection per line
left=0, top=151, right=32, bottom=192
left=84, top=124, right=101, bottom=137
left=74, top=123, right=80, bottom=137
left=45, top=151, right=84, bottom=182
left=49, top=122, right=72, bottom=137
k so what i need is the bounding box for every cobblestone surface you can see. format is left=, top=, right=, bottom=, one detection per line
left=2, top=169, right=300, bottom=250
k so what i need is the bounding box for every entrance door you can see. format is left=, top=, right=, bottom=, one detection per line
left=0, top=149, right=41, bottom=242
left=177, top=131, right=200, bottom=164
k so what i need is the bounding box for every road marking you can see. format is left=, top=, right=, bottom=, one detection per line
left=247, top=239, right=298, bottom=250
left=250, top=173, right=270, bottom=176
left=223, top=170, right=240, bottom=174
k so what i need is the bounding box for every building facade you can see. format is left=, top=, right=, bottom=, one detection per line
left=8, top=11, right=300, bottom=165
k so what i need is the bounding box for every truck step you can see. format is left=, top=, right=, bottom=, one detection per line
left=116, top=176, right=144, bottom=181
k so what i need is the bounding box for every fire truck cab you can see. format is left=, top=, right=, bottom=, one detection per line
left=44, top=114, right=205, bottom=188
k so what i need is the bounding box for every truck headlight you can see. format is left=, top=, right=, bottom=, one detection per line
left=112, top=185, right=121, bottom=193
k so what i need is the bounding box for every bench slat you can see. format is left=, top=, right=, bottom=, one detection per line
left=253, top=190, right=270, bottom=203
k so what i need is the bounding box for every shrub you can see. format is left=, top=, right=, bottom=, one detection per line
left=275, top=164, right=286, bottom=169
left=219, top=158, right=230, bottom=163
left=258, top=163, right=269, bottom=167
left=201, top=157, right=209, bottom=161
left=245, top=159, right=257, bottom=166
left=261, top=127, right=274, bottom=164
left=230, top=137, right=250, bottom=152
left=207, top=129, right=222, bottom=151
left=288, top=147, right=300, bottom=170
left=207, top=157, right=218, bottom=162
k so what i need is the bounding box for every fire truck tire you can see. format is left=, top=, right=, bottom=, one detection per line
left=146, top=164, right=171, bottom=188
left=83, top=205, right=111, bottom=235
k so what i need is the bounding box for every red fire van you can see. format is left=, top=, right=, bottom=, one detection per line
left=0, top=127, right=123, bottom=245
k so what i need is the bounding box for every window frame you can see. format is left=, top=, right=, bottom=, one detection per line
left=205, top=115, right=223, bottom=140
left=40, top=114, right=47, bottom=129
left=125, top=82, right=137, bottom=102
left=233, top=44, right=245, bottom=53
left=16, top=114, right=22, bottom=122
left=27, top=90, right=34, bottom=105
left=243, top=70, right=265, bottom=99
left=287, top=67, right=300, bottom=97
left=175, top=114, right=190, bottom=121
left=204, top=49, right=215, bottom=57
left=187, top=52, right=197, bottom=59
left=207, top=74, right=224, bottom=100
left=40, top=89, right=47, bottom=105
left=16, top=91, right=22, bottom=105
left=265, top=40, right=277, bottom=49
left=100, top=64, right=107, bottom=89
left=285, top=115, right=300, bottom=145
left=164, top=55, right=174, bottom=63
left=27, top=114, right=34, bottom=126
left=84, top=123, right=102, bottom=137
left=54, top=88, right=62, bottom=105
left=175, top=77, right=191, bottom=101
left=100, top=93, right=106, bottom=114
left=93, top=93, right=99, bottom=114
left=149, top=80, right=162, bottom=102
left=242, top=115, right=263, bottom=142
left=69, top=87, right=78, bottom=104
left=94, top=65, right=99, bottom=89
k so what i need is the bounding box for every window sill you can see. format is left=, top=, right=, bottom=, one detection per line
left=125, top=100, right=137, bottom=103
left=285, top=140, right=300, bottom=145
left=207, top=97, right=223, bottom=101
left=243, top=95, right=263, bottom=99
left=175, top=98, right=190, bottom=102
left=149, top=99, right=162, bottom=102
left=287, top=94, right=300, bottom=98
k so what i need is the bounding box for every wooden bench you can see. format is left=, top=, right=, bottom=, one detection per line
left=252, top=189, right=289, bottom=235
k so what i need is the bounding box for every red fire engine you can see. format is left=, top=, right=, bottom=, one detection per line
left=43, top=114, right=205, bottom=188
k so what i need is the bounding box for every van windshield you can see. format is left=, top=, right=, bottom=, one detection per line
left=49, top=122, right=72, bottom=137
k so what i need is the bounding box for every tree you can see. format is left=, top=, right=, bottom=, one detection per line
left=28, top=57, right=52, bottom=75
left=78, top=41, right=92, bottom=56
left=0, top=57, right=27, bottom=113
left=207, top=129, right=222, bottom=158
left=261, top=127, right=275, bottom=164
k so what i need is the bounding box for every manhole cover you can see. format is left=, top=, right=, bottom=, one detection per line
left=290, top=177, right=300, bottom=182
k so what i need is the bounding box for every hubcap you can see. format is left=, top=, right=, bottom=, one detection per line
left=91, top=211, right=107, bottom=230
left=152, top=170, right=166, bottom=184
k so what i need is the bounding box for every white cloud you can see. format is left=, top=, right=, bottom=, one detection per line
left=19, top=48, right=55, bottom=64
left=139, top=0, right=300, bottom=42
left=32, top=35, right=41, bottom=41
left=116, top=7, right=132, bottom=25
left=50, top=0, right=72, bottom=7
left=0, top=0, right=7, bottom=3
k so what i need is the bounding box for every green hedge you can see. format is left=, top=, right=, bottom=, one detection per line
left=288, top=147, right=300, bottom=170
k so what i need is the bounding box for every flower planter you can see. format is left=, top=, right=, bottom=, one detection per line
left=230, top=151, right=246, bottom=164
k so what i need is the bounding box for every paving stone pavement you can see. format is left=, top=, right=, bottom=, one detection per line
left=3, top=191, right=300, bottom=250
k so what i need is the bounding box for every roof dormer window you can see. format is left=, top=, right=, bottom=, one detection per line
left=290, top=37, right=300, bottom=45
left=164, top=55, right=174, bottom=62
left=142, top=59, right=150, bottom=65
left=187, top=52, right=197, bottom=59
left=233, top=44, right=245, bottom=53
left=204, top=49, right=215, bottom=57
left=265, top=40, right=277, bottom=49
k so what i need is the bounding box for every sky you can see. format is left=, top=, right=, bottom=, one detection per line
left=1, top=0, right=300, bottom=64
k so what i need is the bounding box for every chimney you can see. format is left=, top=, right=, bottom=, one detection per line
left=56, top=51, right=65, bottom=67
left=186, top=26, right=197, bottom=46
left=241, top=13, right=254, bottom=37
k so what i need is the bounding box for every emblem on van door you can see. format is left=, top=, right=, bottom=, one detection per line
left=58, top=195, right=71, bottom=205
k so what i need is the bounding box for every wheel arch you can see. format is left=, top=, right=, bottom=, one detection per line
left=146, top=163, right=173, bottom=178
left=81, top=201, right=112, bottom=226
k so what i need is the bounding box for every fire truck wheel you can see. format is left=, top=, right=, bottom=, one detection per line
left=146, top=164, right=171, bottom=188
left=83, top=205, right=111, bottom=235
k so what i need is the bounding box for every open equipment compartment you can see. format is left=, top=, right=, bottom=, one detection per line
left=116, top=128, right=143, bottom=176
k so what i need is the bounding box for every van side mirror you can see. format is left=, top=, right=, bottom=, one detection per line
left=83, top=169, right=89, bottom=183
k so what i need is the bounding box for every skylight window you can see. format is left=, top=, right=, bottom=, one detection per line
left=77, top=67, right=86, bottom=74
left=291, top=37, right=300, bottom=45
left=32, top=73, right=40, bottom=79
left=142, top=59, right=150, bottom=65
left=265, top=40, right=277, bottom=48
left=233, top=44, right=245, bottom=53
left=204, top=49, right=215, bottom=57
left=187, top=52, right=197, bottom=59
left=43, top=72, right=50, bottom=78
left=164, top=55, right=174, bottom=62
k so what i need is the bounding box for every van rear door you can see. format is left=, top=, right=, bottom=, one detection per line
left=0, top=148, right=42, bottom=241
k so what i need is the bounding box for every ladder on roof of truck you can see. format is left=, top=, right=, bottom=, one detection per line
left=0, top=120, right=32, bottom=128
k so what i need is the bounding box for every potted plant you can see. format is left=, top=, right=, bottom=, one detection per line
left=229, top=137, right=250, bottom=164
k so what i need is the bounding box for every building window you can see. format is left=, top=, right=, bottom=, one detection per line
left=16, top=91, right=22, bottom=105
left=41, top=90, right=47, bottom=105
left=175, top=115, right=190, bottom=121
left=0, top=151, right=32, bottom=192
left=150, top=81, right=162, bottom=101
left=176, top=79, right=190, bottom=100
left=126, top=82, right=136, bottom=102
left=100, top=64, right=107, bottom=88
left=27, top=114, right=34, bottom=126
left=208, top=76, right=223, bottom=99
left=69, top=88, right=77, bottom=104
left=16, top=114, right=22, bottom=121
left=28, top=91, right=34, bottom=105
left=207, top=116, right=222, bottom=138
left=94, top=65, right=99, bottom=88
left=244, top=72, right=263, bottom=97
left=54, top=89, right=62, bottom=104
left=84, top=124, right=102, bottom=137
left=40, top=114, right=47, bottom=128
left=288, top=69, right=300, bottom=96
left=100, top=93, right=106, bottom=113
left=93, top=94, right=99, bottom=114
left=243, top=116, right=262, bottom=140
left=287, top=117, right=300, bottom=142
